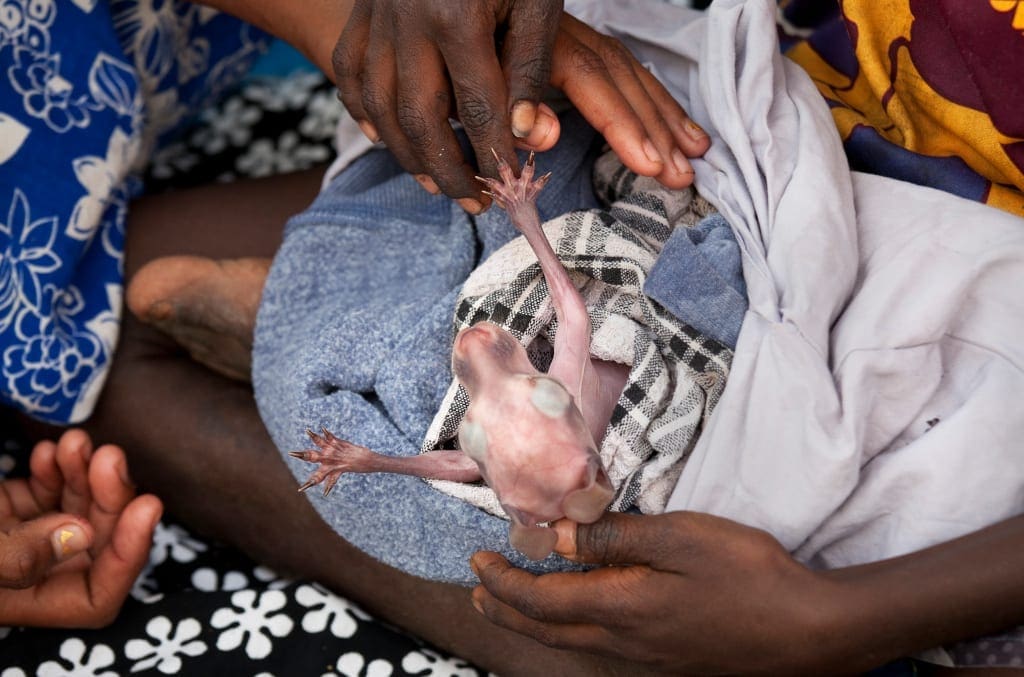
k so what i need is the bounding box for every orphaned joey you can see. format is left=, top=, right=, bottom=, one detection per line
left=291, top=152, right=629, bottom=560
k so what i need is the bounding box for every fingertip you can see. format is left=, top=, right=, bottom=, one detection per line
left=357, top=119, right=380, bottom=143
left=109, top=494, right=162, bottom=565
left=55, top=430, right=93, bottom=514
left=681, top=118, right=709, bottom=143
left=672, top=118, right=711, bottom=157
left=87, top=446, right=137, bottom=516
left=29, top=439, right=60, bottom=484
left=29, top=439, right=57, bottom=465
left=614, top=136, right=699, bottom=189
left=57, top=428, right=93, bottom=463
left=51, top=521, right=92, bottom=560
left=514, top=104, right=559, bottom=152
left=657, top=152, right=697, bottom=189
left=470, top=550, right=504, bottom=572
left=130, top=494, right=165, bottom=533
left=510, top=100, right=537, bottom=139
left=414, top=174, right=441, bottom=195
left=469, top=551, right=512, bottom=583
left=670, top=148, right=694, bottom=179
left=90, top=444, right=132, bottom=487
left=457, top=197, right=486, bottom=215
left=607, top=129, right=666, bottom=179
left=642, top=137, right=664, bottom=167
left=471, top=587, right=486, bottom=614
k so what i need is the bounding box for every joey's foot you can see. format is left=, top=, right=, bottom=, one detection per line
left=476, top=150, right=550, bottom=218
left=289, top=428, right=378, bottom=496
left=126, top=256, right=271, bottom=382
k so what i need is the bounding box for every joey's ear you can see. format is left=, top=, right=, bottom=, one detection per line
left=505, top=505, right=557, bottom=560
left=562, top=457, right=614, bottom=524
left=509, top=521, right=558, bottom=561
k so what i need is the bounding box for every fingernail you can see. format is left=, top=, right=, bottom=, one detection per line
left=457, top=197, right=484, bottom=215
left=672, top=148, right=694, bottom=176
left=116, top=459, right=134, bottom=488
left=51, top=524, right=87, bottom=560
left=531, top=111, right=556, bottom=145
left=147, top=300, right=174, bottom=321
left=357, top=119, right=380, bottom=143
left=642, top=138, right=662, bottom=165
left=471, top=592, right=484, bottom=614
left=511, top=100, right=537, bottom=139
left=469, top=554, right=482, bottom=578
left=552, top=520, right=577, bottom=557
left=414, top=173, right=440, bottom=195
left=68, top=431, right=91, bottom=462
left=682, top=119, right=707, bottom=141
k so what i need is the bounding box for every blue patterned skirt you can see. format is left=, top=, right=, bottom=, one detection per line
left=0, top=0, right=268, bottom=422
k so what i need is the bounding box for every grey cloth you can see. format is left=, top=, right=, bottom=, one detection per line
left=645, top=211, right=747, bottom=348
left=253, top=111, right=747, bottom=583
left=254, top=114, right=605, bottom=583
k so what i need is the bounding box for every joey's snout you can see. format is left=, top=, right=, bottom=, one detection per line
left=452, top=322, right=535, bottom=389
left=453, top=322, right=515, bottom=359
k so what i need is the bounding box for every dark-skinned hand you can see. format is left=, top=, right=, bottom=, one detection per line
left=0, top=429, right=162, bottom=628
left=333, top=2, right=710, bottom=212
left=471, top=511, right=849, bottom=675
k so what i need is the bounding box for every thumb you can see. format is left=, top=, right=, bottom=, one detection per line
left=554, top=511, right=707, bottom=568
left=502, top=2, right=561, bottom=138
left=0, top=515, right=93, bottom=589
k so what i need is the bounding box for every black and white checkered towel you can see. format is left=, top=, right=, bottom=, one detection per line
left=422, top=153, right=733, bottom=518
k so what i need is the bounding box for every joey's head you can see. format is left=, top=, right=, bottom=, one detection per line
left=452, top=322, right=614, bottom=559
left=451, top=321, right=535, bottom=395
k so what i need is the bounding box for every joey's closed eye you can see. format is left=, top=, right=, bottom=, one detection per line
left=530, top=376, right=571, bottom=418
left=459, top=418, right=488, bottom=461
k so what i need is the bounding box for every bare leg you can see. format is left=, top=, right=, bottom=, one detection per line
left=17, top=167, right=642, bottom=676
left=126, top=256, right=270, bottom=382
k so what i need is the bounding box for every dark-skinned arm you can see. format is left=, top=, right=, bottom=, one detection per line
left=471, top=511, right=1024, bottom=674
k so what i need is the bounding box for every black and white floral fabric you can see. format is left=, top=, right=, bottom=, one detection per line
left=0, top=432, right=486, bottom=676
left=145, top=70, right=341, bottom=191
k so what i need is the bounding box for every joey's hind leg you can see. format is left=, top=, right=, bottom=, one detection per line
left=290, top=428, right=482, bottom=496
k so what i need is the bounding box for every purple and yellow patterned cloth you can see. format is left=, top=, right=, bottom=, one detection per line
left=781, top=0, right=1024, bottom=217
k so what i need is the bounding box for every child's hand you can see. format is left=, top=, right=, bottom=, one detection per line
left=0, top=429, right=162, bottom=628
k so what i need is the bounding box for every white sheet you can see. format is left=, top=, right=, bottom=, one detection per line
left=571, top=0, right=1024, bottom=572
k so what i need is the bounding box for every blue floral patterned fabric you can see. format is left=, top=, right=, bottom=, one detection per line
left=0, top=0, right=269, bottom=423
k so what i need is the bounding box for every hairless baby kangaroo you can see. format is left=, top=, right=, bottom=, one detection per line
left=291, top=152, right=630, bottom=560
